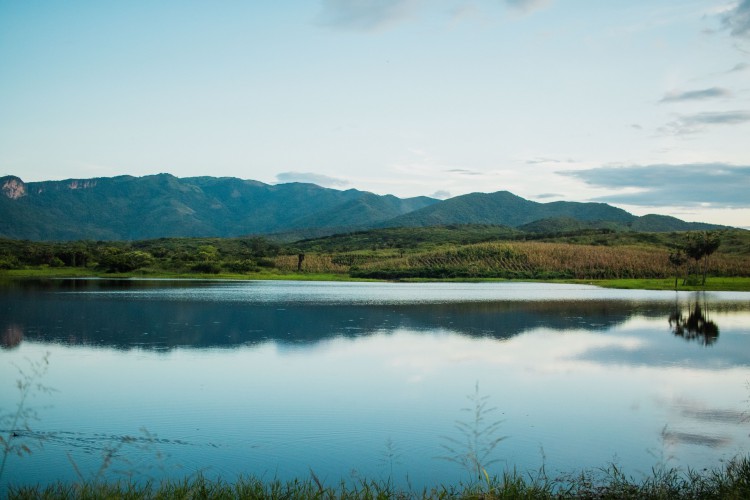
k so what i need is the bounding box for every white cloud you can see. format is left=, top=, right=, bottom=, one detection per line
left=659, top=110, right=750, bottom=135
left=560, top=163, right=750, bottom=208
left=659, top=87, right=731, bottom=103
left=723, top=0, right=750, bottom=38
left=430, top=190, right=452, bottom=199
left=317, top=0, right=420, bottom=32
left=275, top=171, right=349, bottom=187
left=504, top=0, right=552, bottom=14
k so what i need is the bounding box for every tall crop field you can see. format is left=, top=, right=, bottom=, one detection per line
left=274, top=254, right=349, bottom=274
left=345, top=242, right=750, bottom=280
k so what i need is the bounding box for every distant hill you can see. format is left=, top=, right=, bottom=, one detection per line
left=0, top=174, right=728, bottom=241
left=385, top=191, right=635, bottom=228
left=629, top=214, right=722, bottom=232
left=0, top=174, right=436, bottom=240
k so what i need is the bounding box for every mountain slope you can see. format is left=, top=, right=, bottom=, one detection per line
left=0, top=174, right=727, bottom=241
left=383, top=191, right=636, bottom=228
left=0, top=174, right=437, bottom=241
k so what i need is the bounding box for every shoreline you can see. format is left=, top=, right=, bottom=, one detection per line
left=6, top=455, right=750, bottom=499
left=2, top=269, right=750, bottom=292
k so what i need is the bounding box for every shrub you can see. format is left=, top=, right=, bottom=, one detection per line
left=225, top=259, right=258, bottom=273
left=190, top=262, right=222, bottom=274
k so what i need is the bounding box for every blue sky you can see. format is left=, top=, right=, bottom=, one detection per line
left=1, top=0, right=749, bottom=226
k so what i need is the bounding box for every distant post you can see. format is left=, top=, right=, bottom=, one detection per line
left=297, top=253, right=305, bottom=272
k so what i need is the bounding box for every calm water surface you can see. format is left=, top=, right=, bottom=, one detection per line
left=1, top=279, right=749, bottom=492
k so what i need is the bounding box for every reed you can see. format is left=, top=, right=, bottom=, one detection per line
left=7, top=456, right=750, bottom=499
left=0, top=352, right=55, bottom=484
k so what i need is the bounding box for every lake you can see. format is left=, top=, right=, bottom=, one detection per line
left=1, top=279, right=749, bottom=492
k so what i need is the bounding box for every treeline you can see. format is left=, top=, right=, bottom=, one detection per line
left=0, top=237, right=281, bottom=274
left=294, top=225, right=750, bottom=255
left=2, top=227, right=749, bottom=282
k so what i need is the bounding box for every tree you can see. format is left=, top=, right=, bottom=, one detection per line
left=98, top=248, right=154, bottom=273
left=668, top=250, right=686, bottom=290
left=197, top=245, right=219, bottom=262
left=683, top=231, right=721, bottom=286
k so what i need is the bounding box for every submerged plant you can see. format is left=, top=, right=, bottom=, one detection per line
left=438, top=382, right=507, bottom=482
left=0, top=352, right=55, bottom=483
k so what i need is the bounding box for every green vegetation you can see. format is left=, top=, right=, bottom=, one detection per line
left=0, top=174, right=437, bottom=241
left=580, top=277, right=750, bottom=292
left=7, top=456, right=750, bottom=499
left=291, top=225, right=522, bottom=253
left=439, top=383, right=507, bottom=480
left=2, top=227, right=749, bottom=290
left=0, top=174, right=727, bottom=242
left=0, top=236, right=283, bottom=277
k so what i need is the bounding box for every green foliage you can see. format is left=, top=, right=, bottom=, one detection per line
left=0, top=174, right=437, bottom=241
left=189, top=261, right=221, bottom=274
left=98, top=249, right=155, bottom=273
left=0, top=255, right=21, bottom=270
left=388, top=191, right=642, bottom=229
left=7, top=456, right=750, bottom=499
left=1, top=174, right=730, bottom=243
left=0, top=236, right=282, bottom=276
left=48, top=257, right=65, bottom=268
left=294, top=225, right=522, bottom=253
left=681, top=231, right=722, bottom=286
left=2, top=227, right=749, bottom=282
left=225, top=259, right=259, bottom=273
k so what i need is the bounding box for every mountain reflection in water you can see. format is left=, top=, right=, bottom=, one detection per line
left=1, top=279, right=747, bottom=351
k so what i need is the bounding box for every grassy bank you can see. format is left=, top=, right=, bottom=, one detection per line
left=584, top=277, right=750, bottom=292
left=8, top=456, right=750, bottom=499
left=3, top=268, right=750, bottom=291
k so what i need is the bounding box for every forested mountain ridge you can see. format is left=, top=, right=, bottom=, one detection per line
left=383, top=191, right=635, bottom=228
left=0, top=174, right=437, bottom=240
left=0, top=174, right=727, bottom=241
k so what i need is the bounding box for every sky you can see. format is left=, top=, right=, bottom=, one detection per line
left=1, top=1, right=749, bottom=227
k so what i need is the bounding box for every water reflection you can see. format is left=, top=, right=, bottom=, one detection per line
left=1, top=324, right=23, bottom=349
left=669, top=301, right=719, bottom=345
left=0, top=281, right=747, bottom=352
left=2, top=280, right=749, bottom=492
left=0, top=294, right=682, bottom=349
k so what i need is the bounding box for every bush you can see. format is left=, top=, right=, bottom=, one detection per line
left=256, top=258, right=276, bottom=268
left=49, top=257, right=65, bottom=268
left=0, top=256, right=21, bottom=269
left=225, top=259, right=258, bottom=273
left=98, top=249, right=155, bottom=273
left=190, top=262, right=221, bottom=274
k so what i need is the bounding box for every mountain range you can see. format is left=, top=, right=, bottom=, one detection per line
left=0, top=174, right=724, bottom=241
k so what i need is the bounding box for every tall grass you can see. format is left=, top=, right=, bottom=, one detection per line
left=347, top=242, right=750, bottom=280
left=0, top=352, right=55, bottom=483
left=8, top=456, right=750, bottom=499
left=274, top=254, right=350, bottom=274
left=438, top=383, right=507, bottom=481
